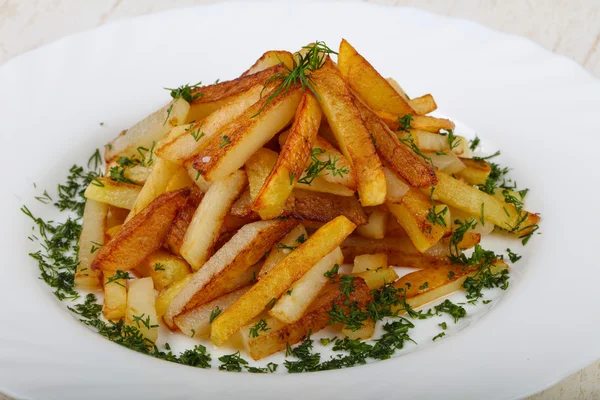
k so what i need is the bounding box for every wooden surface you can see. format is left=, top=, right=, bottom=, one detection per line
left=0, top=0, right=598, bottom=399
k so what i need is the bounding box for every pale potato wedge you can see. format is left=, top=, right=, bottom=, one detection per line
left=424, top=151, right=466, bottom=175
left=408, top=94, right=437, bottom=115
left=352, top=266, right=399, bottom=290
left=245, top=148, right=279, bottom=202
left=166, top=167, right=195, bottom=191
left=342, top=318, right=375, bottom=340
left=187, top=64, right=287, bottom=122
left=338, top=39, right=414, bottom=116
left=456, top=158, right=491, bottom=186
left=174, top=286, right=252, bottom=339
left=393, top=260, right=508, bottom=312
left=84, top=178, right=141, bottom=210
left=352, top=253, right=388, bottom=273
left=259, top=224, right=308, bottom=279
left=449, top=207, right=495, bottom=236
left=211, top=215, right=357, bottom=346
left=397, top=129, right=471, bottom=157
left=387, top=189, right=451, bottom=253
left=135, top=249, right=192, bottom=290
left=432, top=170, right=540, bottom=236
left=385, top=77, right=410, bottom=101
left=156, top=274, right=193, bottom=319
left=242, top=277, right=370, bottom=360
left=102, top=272, right=127, bottom=320
left=311, top=58, right=386, bottom=206
left=254, top=92, right=321, bottom=219
left=75, top=199, right=107, bottom=290
left=241, top=50, right=294, bottom=76
left=164, top=219, right=298, bottom=328
left=104, top=160, right=151, bottom=186
left=383, top=167, right=410, bottom=203
left=91, top=188, right=191, bottom=272
left=354, top=92, right=437, bottom=188
left=192, top=87, right=303, bottom=182
left=105, top=98, right=190, bottom=162
left=356, top=209, right=387, bottom=239
left=125, top=158, right=182, bottom=222
left=269, top=247, right=343, bottom=324
left=164, top=188, right=204, bottom=256
left=180, top=170, right=247, bottom=270
left=126, top=277, right=159, bottom=342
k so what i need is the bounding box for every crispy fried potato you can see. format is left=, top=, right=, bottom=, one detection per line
left=393, top=260, right=508, bottom=312
left=356, top=99, right=437, bottom=188
left=259, top=224, right=308, bottom=279
left=242, top=277, right=370, bottom=360
left=385, top=77, right=410, bottom=101
left=125, top=158, right=182, bottom=222
left=338, top=39, right=414, bottom=116
left=383, top=167, right=410, bottom=203
left=397, top=129, right=470, bottom=157
left=353, top=253, right=388, bottom=273
left=164, top=188, right=203, bottom=256
left=449, top=207, right=495, bottom=236
left=456, top=158, right=491, bottom=185
left=75, top=199, right=107, bottom=290
left=356, top=209, right=387, bottom=239
left=254, top=92, right=321, bottom=219
left=408, top=94, right=437, bottom=115
left=104, top=224, right=122, bottom=244
left=291, top=189, right=367, bottom=225
left=269, top=247, right=343, bottom=324
left=296, top=177, right=355, bottom=197
left=211, top=216, right=356, bottom=346
left=180, top=170, right=247, bottom=270
left=342, top=318, right=375, bottom=340
left=174, top=286, right=252, bottom=339
left=312, top=58, right=386, bottom=206
left=135, top=249, right=192, bottom=290
left=387, top=189, right=451, bottom=253
left=245, top=148, right=279, bottom=202
left=166, top=167, right=195, bottom=191
left=164, top=219, right=298, bottom=328
left=91, top=188, right=191, bottom=272
left=424, top=151, right=466, bottom=175
left=156, top=274, right=193, bottom=320
left=104, top=160, right=151, bottom=186
left=105, top=98, right=190, bottom=162
left=192, top=87, right=303, bottom=182
left=84, top=178, right=141, bottom=210
left=242, top=50, right=294, bottom=76
left=126, top=277, right=159, bottom=342
left=380, top=112, right=455, bottom=133
left=102, top=272, right=127, bottom=320
left=432, top=171, right=540, bottom=235
left=106, top=206, right=129, bottom=229
left=352, top=266, right=399, bottom=290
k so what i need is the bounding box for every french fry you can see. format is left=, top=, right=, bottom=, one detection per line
left=180, top=170, right=247, bottom=270
left=156, top=274, right=193, bottom=319
left=387, top=189, right=451, bottom=253
left=355, top=95, right=437, bottom=188
left=383, top=167, right=410, bottom=203
left=75, top=199, right=107, bottom=289
left=104, top=160, right=151, bottom=186
left=311, top=58, right=386, bottom=206
left=242, top=50, right=294, bottom=76
left=91, top=188, right=191, bottom=272
left=269, top=247, right=343, bottom=324
left=338, top=39, right=414, bottom=116
left=254, top=92, right=321, bottom=219
left=380, top=112, right=455, bottom=133
left=449, top=207, right=495, bottom=236
left=352, top=266, right=399, bottom=290
left=242, top=277, right=370, bottom=360
left=291, top=189, right=367, bottom=225
left=296, top=177, right=355, bottom=197
left=126, top=277, right=159, bottom=342
left=192, top=87, right=303, bottom=182
left=259, top=224, right=308, bottom=279
left=104, top=224, right=122, bottom=243
left=431, top=171, right=540, bottom=235
left=211, top=215, right=356, bottom=346
left=174, top=286, right=252, bottom=339
left=125, top=158, right=181, bottom=222
left=135, top=249, right=192, bottom=290
left=385, top=77, right=410, bottom=101
left=393, top=260, right=508, bottom=312
left=356, top=209, right=387, bottom=239
left=106, top=206, right=129, bottom=229
left=352, top=253, right=388, bottom=273
left=245, top=148, right=279, bottom=202
left=164, top=219, right=298, bottom=328
left=386, top=213, right=408, bottom=237
left=105, top=98, right=190, bottom=162
left=342, top=318, right=375, bottom=340
left=102, top=272, right=127, bottom=320
left=398, top=129, right=470, bottom=157
left=187, top=64, right=287, bottom=122
left=456, top=158, right=491, bottom=186
left=408, top=94, right=437, bottom=115
left=424, top=151, right=466, bottom=175
left=164, top=188, right=204, bottom=256
left=166, top=167, right=195, bottom=191
left=84, top=178, right=141, bottom=210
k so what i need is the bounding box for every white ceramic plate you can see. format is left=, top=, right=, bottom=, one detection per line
left=1, top=2, right=599, bottom=399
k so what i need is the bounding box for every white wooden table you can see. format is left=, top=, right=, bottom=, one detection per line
left=1, top=0, right=599, bottom=399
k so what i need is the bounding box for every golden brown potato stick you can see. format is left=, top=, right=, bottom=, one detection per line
left=84, top=178, right=141, bottom=210
left=254, top=92, right=321, bottom=219
left=241, top=50, right=294, bottom=76
left=291, top=189, right=367, bottom=225
left=156, top=275, right=193, bottom=320
left=102, top=273, right=127, bottom=320
left=134, top=249, right=192, bottom=291
left=338, top=39, right=414, bottom=116
left=259, top=224, right=308, bottom=279
left=352, top=267, right=399, bottom=290
left=91, top=187, right=191, bottom=272
left=408, top=94, right=438, bottom=115
left=355, top=98, right=437, bottom=188
left=456, top=158, right=492, bottom=185
left=210, top=215, right=357, bottom=346
left=164, top=188, right=204, bottom=256
left=311, top=58, right=387, bottom=206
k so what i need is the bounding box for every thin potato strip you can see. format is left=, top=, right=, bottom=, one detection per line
left=84, top=178, right=141, bottom=210
left=75, top=199, right=108, bottom=289
left=456, top=158, right=491, bottom=186
left=241, top=50, right=294, bottom=76
left=408, top=94, right=437, bottom=115
left=259, top=224, right=308, bottom=279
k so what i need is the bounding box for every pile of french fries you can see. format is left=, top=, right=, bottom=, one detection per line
left=76, top=39, right=540, bottom=361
